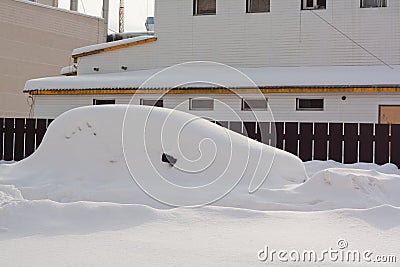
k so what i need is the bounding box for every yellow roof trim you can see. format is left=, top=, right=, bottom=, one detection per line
left=72, top=37, right=157, bottom=63
left=29, top=87, right=400, bottom=95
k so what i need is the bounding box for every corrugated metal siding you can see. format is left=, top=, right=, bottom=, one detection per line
left=78, top=0, right=400, bottom=75
left=33, top=93, right=400, bottom=123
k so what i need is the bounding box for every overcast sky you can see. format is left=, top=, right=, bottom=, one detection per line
left=58, top=0, right=155, bottom=33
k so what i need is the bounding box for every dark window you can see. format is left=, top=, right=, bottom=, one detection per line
left=361, top=0, right=386, bottom=8
left=194, top=0, right=216, bottom=15
left=301, top=0, right=326, bottom=10
left=296, top=98, right=324, bottom=111
left=93, top=99, right=116, bottom=105
left=241, top=98, right=268, bottom=111
left=247, top=0, right=270, bottom=13
left=189, top=98, right=214, bottom=110
left=140, top=99, right=164, bottom=107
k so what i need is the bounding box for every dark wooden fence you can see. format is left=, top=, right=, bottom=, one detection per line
left=214, top=121, right=400, bottom=168
left=0, top=118, right=53, bottom=161
left=1, top=118, right=400, bottom=168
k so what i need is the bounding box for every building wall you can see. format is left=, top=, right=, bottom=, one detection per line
left=32, top=92, right=400, bottom=123
left=77, top=0, right=400, bottom=75
left=0, top=0, right=104, bottom=117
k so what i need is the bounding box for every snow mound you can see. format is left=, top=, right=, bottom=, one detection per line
left=0, top=105, right=307, bottom=207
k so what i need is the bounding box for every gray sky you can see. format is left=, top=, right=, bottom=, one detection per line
left=58, top=0, right=155, bottom=33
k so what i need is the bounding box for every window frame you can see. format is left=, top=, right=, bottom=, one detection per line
left=140, top=99, right=164, bottom=107
left=301, top=0, right=326, bottom=10
left=360, top=0, right=387, bottom=8
left=296, top=98, right=324, bottom=111
left=92, top=99, right=116, bottom=105
left=193, top=0, right=217, bottom=16
left=241, top=98, right=269, bottom=111
left=246, top=0, right=271, bottom=13
left=189, top=98, right=214, bottom=111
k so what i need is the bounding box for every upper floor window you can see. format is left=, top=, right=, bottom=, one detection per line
left=301, top=0, right=326, bottom=10
left=361, top=0, right=387, bottom=8
left=194, top=0, right=216, bottom=15
left=247, top=0, right=270, bottom=13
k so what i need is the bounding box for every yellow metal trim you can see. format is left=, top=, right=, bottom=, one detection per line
left=29, top=87, right=400, bottom=95
left=72, top=37, right=157, bottom=63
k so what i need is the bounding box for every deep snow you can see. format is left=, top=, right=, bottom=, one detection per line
left=0, top=106, right=399, bottom=266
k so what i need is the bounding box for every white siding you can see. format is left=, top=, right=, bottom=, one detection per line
left=77, top=0, right=400, bottom=75
left=33, top=92, right=400, bottom=123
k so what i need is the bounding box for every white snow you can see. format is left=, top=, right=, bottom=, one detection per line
left=72, top=36, right=156, bottom=56
left=24, top=63, right=400, bottom=91
left=0, top=106, right=399, bottom=266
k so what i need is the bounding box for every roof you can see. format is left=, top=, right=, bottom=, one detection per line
left=72, top=36, right=157, bottom=61
left=24, top=64, right=400, bottom=93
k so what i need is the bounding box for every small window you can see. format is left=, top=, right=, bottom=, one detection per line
left=140, top=99, right=164, bottom=107
left=189, top=98, right=214, bottom=110
left=296, top=98, right=324, bottom=111
left=301, top=0, right=326, bottom=10
left=194, top=0, right=216, bottom=15
left=361, top=0, right=386, bottom=8
left=93, top=99, right=115, bottom=105
left=247, top=0, right=270, bottom=13
left=241, top=98, right=268, bottom=111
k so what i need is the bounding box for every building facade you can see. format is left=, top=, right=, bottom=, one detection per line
left=0, top=0, right=104, bottom=117
left=24, top=0, right=400, bottom=123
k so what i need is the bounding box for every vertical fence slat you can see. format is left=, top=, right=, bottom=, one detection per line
left=375, top=124, right=390, bottom=165
left=36, top=119, right=47, bottom=149
left=4, top=118, right=14, bottom=161
left=344, top=123, right=358, bottom=164
left=391, top=124, right=400, bottom=167
left=229, top=121, right=242, bottom=134
left=314, top=123, right=328, bottom=160
left=275, top=122, right=284, bottom=150
left=0, top=118, right=3, bottom=161
left=359, top=124, right=374, bottom=163
left=244, top=122, right=261, bottom=141
left=329, top=123, right=343, bottom=162
left=299, top=123, right=313, bottom=161
left=258, top=122, right=274, bottom=145
left=25, top=119, right=36, bottom=158
left=14, top=119, right=25, bottom=161
left=285, top=122, right=298, bottom=155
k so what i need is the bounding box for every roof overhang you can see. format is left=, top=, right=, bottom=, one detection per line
left=71, top=36, right=157, bottom=63
left=24, top=64, right=400, bottom=95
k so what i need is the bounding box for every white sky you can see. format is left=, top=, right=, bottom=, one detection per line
left=58, top=0, right=155, bottom=33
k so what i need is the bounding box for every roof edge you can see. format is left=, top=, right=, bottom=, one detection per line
left=72, top=36, right=157, bottom=62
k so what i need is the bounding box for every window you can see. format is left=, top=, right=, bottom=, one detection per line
left=241, top=98, right=268, bottom=111
left=301, top=0, right=326, bottom=10
left=189, top=98, right=214, bottom=110
left=361, top=0, right=387, bottom=8
left=194, top=0, right=216, bottom=15
left=296, top=98, right=324, bottom=111
left=93, top=99, right=115, bottom=105
left=140, top=99, right=164, bottom=107
left=247, top=0, right=270, bottom=13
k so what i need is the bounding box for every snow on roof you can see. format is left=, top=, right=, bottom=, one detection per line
left=24, top=64, right=400, bottom=92
left=72, top=36, right=156, bottom=57
left=60, top=65, right=77, bottom=75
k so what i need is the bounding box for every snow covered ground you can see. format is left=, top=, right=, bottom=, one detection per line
left=0, top=106, right=399, bottom=266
